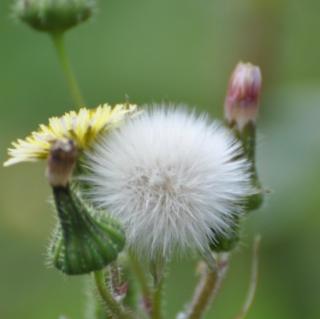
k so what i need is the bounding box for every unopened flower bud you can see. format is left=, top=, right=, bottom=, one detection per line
left=224, top=62, right=262, bottom=131
left=223, top=63, right=264, bottom=212
left=14, top=0, right=95, bottom=33
left=46, top=139, right=77, bottom=187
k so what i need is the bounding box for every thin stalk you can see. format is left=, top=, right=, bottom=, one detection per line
left=129, top=252, right=152, bottom=312
left=50, top=32, right=85, bottom=107
left=151, top=277, right=164, bottom=319
left=150, top=258, right=166, bottom=319
left=186, top=254, right=229, bottom=319
left=234, top=235, right=261, bottom=319
left=93, top=270, right=131, bottom=319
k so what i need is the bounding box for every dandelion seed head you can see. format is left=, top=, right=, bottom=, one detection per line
left=85, top=106, right=252, bottom=259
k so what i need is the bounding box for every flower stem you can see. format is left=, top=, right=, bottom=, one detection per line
left=150, top=259, right=166, bottom=319
left=234, top=235, right=261, bottom=319
left=151, top=278, right=164, bottom=319
left=50, top=32, right=85, bottom=107
left=186, top=254, right=229, bottom=319
left=93, top=270, right=131, bottom=319
left=129, top=252, right=152, bottom=313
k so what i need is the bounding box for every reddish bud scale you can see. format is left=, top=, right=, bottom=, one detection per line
left=225, top=62, right=262, bottom=131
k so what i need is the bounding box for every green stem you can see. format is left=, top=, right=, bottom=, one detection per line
left=232, top=122, right=263, bottom=211
left=151, top=278, right=164, bottom=319
left=129, top=252, right=152, bottom=307
left=186, top=254, right=229, bottom=319
left=150, top=258, right=166, bottom=319
left=234, top=235, right=261, bottom=319
left=93, top=270, right=131, bottom=319
left=50, top=32, right=85, bottom=107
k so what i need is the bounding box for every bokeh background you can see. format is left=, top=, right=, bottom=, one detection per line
left=1, top=0, right=320, bottom=318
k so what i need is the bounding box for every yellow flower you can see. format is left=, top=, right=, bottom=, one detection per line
left=4, top=103, right=137, bottom=167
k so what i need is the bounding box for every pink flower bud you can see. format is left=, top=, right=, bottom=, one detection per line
left=224, top=62, right=262, bottom=130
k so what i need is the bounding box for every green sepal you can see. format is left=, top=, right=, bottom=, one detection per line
left=209, top=216, right=240, bottom=252
left=245, top=176, right=264, bottom=212
left=14, top=0, right=95, bottom=33
left=49, top=185, right=125, bottom=275
left=232, top=121, right=264, bottom=212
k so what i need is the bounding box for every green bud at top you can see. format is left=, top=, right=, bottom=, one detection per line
left=14, top=0, right=96, bottom=33
left=47, top=140, right=125, bottom=275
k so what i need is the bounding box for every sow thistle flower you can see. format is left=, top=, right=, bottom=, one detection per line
left=4, top=103, right=137, bottom=167
left=4, top=103, right=137, bottom=275
left=85, top=106, right=253, bottom=260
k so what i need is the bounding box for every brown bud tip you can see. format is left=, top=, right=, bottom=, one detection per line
left=46, top=140, right=78, bottom=187
left=224, top=62, right=262, bottom=130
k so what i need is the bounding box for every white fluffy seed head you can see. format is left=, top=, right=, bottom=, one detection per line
left=84, top=105, right=253, bottom=260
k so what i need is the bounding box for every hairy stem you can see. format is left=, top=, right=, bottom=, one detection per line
left=51, top=32, right=85, bottom=107
left=110, top=262, right=122, bottom=291
left=234, top=235, right=261, bottom=319
left=186, top=254, right=229, bottom=319
left=93, top=270, right=131, bottom=319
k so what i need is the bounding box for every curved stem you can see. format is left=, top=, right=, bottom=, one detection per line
left=50, top=32, right=85, bottom=107
left=234, top=235, right=261, bottom=319
left=93, top=270, right=131, bottom=319
left=186, top=254, right=229, bottom=319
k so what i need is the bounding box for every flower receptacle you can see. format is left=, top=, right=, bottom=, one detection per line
left=49, top=185, right=126, bottom=275
left=13, top=0, right=95, bottom=33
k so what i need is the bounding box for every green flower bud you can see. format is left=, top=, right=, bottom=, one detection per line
left=50, top=186, right=125, bottom=275
left=14, top=0, right=96, bottom=33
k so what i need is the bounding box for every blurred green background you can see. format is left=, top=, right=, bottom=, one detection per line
left=1, top=0, right=320, bottom=318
